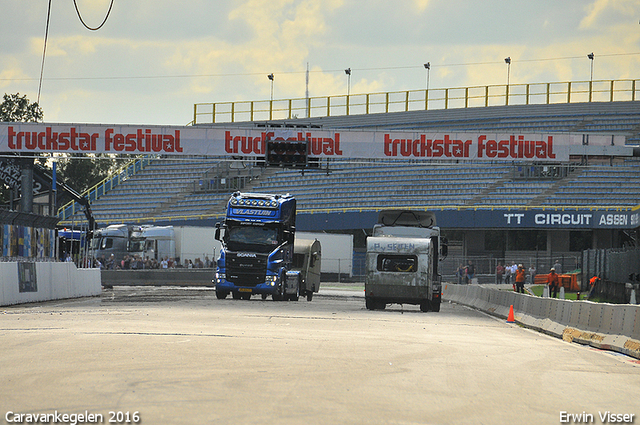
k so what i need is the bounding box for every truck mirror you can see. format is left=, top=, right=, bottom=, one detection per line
left=215, top=228, right=221, bottom=241
left=284, top=230, right=294, bottom=244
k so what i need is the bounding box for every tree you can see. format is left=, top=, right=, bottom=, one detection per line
left=0, top=93, right=44, bottom=206
left=56, top=154, right=123, bottom=195
left=0, top=93, right=43, bottom=122
left=0, top=93, right=124, bottom=211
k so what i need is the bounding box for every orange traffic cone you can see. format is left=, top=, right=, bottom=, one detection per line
left=507, top=305, right=515, bottom=323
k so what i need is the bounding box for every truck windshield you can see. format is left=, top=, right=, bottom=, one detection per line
left=226, top=225, right=279, bottom=253
left=128, top=238, right=145, bottom=252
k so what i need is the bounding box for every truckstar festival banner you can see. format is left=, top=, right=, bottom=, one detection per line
left=0, top=122, right=625, bottom=162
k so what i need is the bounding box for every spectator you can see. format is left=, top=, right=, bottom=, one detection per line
left=466, top=261, right=475, bottom=284
left=515, top=264, right=526, bottom=294
left=496, top=262, right=504, bottom=284
left=547, top=268, right=560, bottom=298
left=553, top=259, right=563, bottom=274
left=588, top=275, right=600, bottom=299
left=105, top=254, right=115, bottom=270
left=528, top=265, right=536, bottom=285
left=160, top=257, right=168, bottom=269
left=122, top=255, right=131, bottom=270
left=457, top=264, right=465, bottom=285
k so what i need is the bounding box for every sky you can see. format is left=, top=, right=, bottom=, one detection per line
left=1, top=0, right=640, bottom=126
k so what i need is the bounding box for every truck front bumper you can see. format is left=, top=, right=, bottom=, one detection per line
left=214, top=279, right=279, bottom=295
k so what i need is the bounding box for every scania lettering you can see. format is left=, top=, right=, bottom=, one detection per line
left=214, top=192, right=320, bottom=301
left=365, top=210, right=447, bottom=312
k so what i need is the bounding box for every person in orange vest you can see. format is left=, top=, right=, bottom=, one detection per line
left=547, top=268, right=559, bottom=298
left=515, top=264, right=526, bottom=293
left=588, top=275, right=600, bottom=299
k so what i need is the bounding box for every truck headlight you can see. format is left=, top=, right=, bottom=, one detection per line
left=216, top=273, right=226, bottom=283
left=266, top=275, right=278, bottom=286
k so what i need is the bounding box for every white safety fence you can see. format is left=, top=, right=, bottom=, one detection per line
left=0, top=261, right=101, bottom=306
left=443, top=283, right=640, bottom=359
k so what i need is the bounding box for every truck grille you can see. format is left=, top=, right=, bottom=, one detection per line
left=226, top=253, right=268, bottom=287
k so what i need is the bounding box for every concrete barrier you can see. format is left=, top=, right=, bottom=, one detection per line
left=443, top=283, right=640, bottom=359
left=0, top=262, right=101, bottom=306
left=101, top=269, right=214, bottom=287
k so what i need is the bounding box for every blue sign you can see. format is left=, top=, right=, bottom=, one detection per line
left=437, top=209, right=639, bottom=230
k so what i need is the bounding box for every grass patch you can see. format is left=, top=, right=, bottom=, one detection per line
left=527, top=285, right=581, bottom=300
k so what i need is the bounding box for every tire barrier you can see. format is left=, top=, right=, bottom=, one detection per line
left=0, top=262, right=101, bottom=306
left=442, top=283, right=640, bottom=359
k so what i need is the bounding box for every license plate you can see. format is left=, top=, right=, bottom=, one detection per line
left=238, top=288, right=252, bottom=293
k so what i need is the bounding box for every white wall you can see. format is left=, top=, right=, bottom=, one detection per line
left=0, top=262, right=101, bottom=306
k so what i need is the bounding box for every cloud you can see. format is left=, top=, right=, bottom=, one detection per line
left=580, top=0, right=640, bottom=29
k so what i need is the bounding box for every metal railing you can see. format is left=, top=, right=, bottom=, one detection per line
left=57, top=156, right=155, bottom=222
left=193, top=78, right=639, bottom=124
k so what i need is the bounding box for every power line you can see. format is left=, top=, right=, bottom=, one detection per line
left=7, top=52, right=640, bottom=84
left=37, top=0, right=53, bottom=105
left=73, top=0, right=115, bottom=31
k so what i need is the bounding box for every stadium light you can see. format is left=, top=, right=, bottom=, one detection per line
left=345, top=68, right=351, bottom=96
left=267, top=73, right=274, bottom=101
left=504, top=57, right=511, bottom=86
left=424, top=62, right=431, bottom=91
left=587, top=53, right=595, bottom=82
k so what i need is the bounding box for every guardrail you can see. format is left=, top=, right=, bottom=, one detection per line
left=443, top=283, right=640, bottom=359
left=194, top=78, right=640, bottom=124
left=57, top=156, right=155, bottom=222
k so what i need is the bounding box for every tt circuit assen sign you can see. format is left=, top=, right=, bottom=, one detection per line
left=438, top=209, right=640, bottom=230
left=0, top=122, right=626, bottom=162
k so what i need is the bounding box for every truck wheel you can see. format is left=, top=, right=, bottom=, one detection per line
left=376, top=300, right=387, bottom=310
left=420, top=301, right=430, bottom=312
left=272, top=284, right=285, bottom=301
left=365, top=297, right=376, bottom=310
left=306, top=291, right=313, bottom=302
left=216, top=290, right=228, bottom=300
left=431, top=298, right=441, bottom=312
left=232, top=292, right=242, bottom=300
left=261, top=294, right=268, bottom=301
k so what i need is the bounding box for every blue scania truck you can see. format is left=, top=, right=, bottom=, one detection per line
left=214, top=192, right=320, bottom=301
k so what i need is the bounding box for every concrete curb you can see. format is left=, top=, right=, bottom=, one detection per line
left=443, top=283, right=640, bottom=359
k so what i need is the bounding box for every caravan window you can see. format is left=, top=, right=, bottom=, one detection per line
left=377, top=254, right=417, bottom=273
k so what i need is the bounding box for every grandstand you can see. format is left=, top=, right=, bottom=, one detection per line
left=64, top=98, right=640, bottom=227
left=51, top=82, right=640, bottom=279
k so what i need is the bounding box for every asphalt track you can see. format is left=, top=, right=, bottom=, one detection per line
left=1, top=286, right=639, bottom=425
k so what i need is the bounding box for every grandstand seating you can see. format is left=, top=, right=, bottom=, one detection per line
left=88, top=157, right=222, bottom=223
left=75, top=158, right=640, bottom=227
